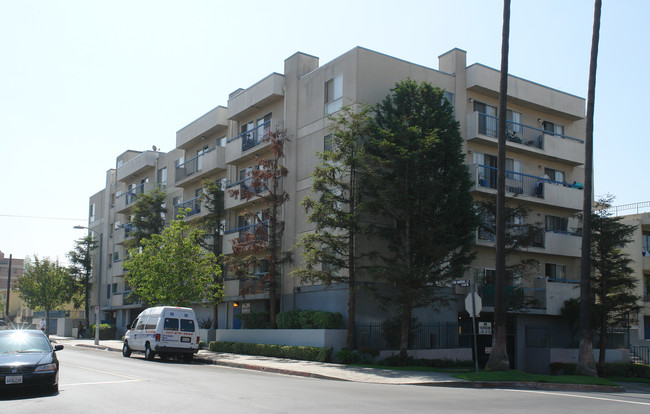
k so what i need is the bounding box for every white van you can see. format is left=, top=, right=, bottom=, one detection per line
left=122, top=306, right=199, bottom=362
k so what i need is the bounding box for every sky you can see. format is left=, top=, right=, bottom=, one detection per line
left=1, top=0, right=648, bottom=264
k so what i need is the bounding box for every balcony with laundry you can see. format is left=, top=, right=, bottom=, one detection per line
left=466, top=111, right=584, bottom=166
left=468, top=163, right=583, bottom=211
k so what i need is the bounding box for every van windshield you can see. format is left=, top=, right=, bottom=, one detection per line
left=180, top=319, right=195, bottom=332
left=164, top=318, right=179, bottom=330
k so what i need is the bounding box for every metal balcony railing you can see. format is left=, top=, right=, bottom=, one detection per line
left=174, top=196, right=201, bottom=218
left=477, top=112, right=583, bottom=148
left=476, top=164, right=582, bottom=198
left=227, top=120, right=271, bottom=151
left=175, top=147, right=217, bottom=183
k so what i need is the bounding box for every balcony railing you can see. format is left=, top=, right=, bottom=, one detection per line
left=118, top=183, right=145, bottom=206
left=224, top=221, right=269, bottom=243
left=174, top=196, right=201, bottom=218
left=477, top=112, right=583, bottom=148
left=175, top=147, right=217, bottom=183
left=475, top=164, right=583, bottom=198
left=225, top=176, right=267, bottom=200
left=227, top=120, right=271, bottom=152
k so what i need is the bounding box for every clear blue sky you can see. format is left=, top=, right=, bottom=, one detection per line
left=1, top=0, right=647, bottom=263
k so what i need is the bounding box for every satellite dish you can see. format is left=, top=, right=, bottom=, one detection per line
left=152, top=145, right=157, bottom=151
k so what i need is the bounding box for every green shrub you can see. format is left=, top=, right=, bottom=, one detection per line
left=603, top=363, right=629, bottom=378
left=380, top=354, right=473, bottom=368
left=208, top=341, right=332, bottom=362
left=89, top=324, right=117, bottom=340
left=628, top=363, right=650, bottom=379
left=236, top=312, right=270, bottom=329
left=276, top=309, right=344, bottom=329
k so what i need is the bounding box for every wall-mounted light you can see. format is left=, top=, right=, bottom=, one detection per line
left=469, top=98, right=474, bottom=103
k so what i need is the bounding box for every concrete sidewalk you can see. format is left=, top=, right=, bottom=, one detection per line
left=50, top=335, right=634, bottom=392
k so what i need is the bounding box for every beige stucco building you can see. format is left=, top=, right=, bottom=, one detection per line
left=86, top=47, right=591, bottom=370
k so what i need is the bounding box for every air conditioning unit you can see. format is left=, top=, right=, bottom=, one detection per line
left=114, top=221, right=121, bottom=230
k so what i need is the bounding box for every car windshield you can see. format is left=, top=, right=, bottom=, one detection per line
left=0, top=331, right=53, bottom=353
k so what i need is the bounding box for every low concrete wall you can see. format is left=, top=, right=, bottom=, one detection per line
left=216, top=329, right=347, bottom=353
left=378, top=348, right=473, bottom=361
left=56, top=318, right=74, bottom=337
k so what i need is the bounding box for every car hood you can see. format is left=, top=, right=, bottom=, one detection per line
left=0, top=352, right=52, bottom=367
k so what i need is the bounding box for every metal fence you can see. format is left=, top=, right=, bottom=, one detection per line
left=355, top=323, right=462, bottom=351
left=630, top=345, right=649, bottom=364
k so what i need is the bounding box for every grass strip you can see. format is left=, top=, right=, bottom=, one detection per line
left=453, top=370, right=618, bottom=386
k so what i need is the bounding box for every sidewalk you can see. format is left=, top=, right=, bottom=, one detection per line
left=50, top=336, right=632, bottom=392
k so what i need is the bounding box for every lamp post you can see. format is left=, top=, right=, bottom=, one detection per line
left=73, top=225, right=102, bottom=346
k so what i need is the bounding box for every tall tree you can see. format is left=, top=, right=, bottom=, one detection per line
left=193, top=178, right=226, bottom=328
left=360, top=80, right=478, bottom=363
left=127, top=187, right=167, bottom=248
left=67, top=235, right=97, bottom=328
left=13, top=256, right=73, bottom=336
left=487, top=0, right=511, bottom=372
left=226, top=130, right=290, bottom=328
left=591, top=197, right=640, bottom=375
left=123, top=213, right=222, bottom=307
left=293, top=105, right=372, bottom=350
left=578, top=0, right=602, bottom=377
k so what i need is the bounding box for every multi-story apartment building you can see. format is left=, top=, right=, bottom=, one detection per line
left=619, top=204, right=650, bottom=349
left=0, top=251, right=24, bottom=320
left=86, top=47, right=588, bottom=369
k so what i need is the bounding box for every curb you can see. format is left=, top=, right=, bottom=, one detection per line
left=75, top=343, right=122, bottom=353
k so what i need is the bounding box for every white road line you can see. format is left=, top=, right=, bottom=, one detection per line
left=503, top=389, right=650, bottom=407
left=63, top=379, right=143, bottom=387
left=64, top=363, right=144, bottom=381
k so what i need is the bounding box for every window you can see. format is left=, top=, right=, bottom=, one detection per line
left=257, top=113, right=272, bottom=141
left=546, top=263, right=567, bottom=280
left=89, top=203, right=96, bottom=223
left=324, top=134, right=333, bottom=152
left=325, top=75, right=343, bottom=115
left=644, top=274, right=650, bottom=301
left=164, top=318, right=179, bottom=331
left=544, top=168, right=565, bottom=183
left=218, top=136, right=227, bottom=147
left=444, top=91, right=454, bottom=107
left=542, top=120, right=564, bottom=136
left=113, top=252, right=119, bottom=262
left=545, top=215, right=569, bottom=233
left=506, top=109, right=523, bottom=134
left=157, top=167, right=167, bottom=189
left=474, top=101, right=497, bottom=136
left=197, top=146, right=208, bottom=171
left=180, top=319, right=195, bottom=332
left=642, top=231, right=650, bottom=256
left=112, top=283, right=118, bottom=293
left=144, top=317, right=157, bottom=330
left=106, top=284, right=111, bottom=299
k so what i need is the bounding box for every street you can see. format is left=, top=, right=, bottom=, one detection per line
left=1, top=345, right=650, bottom=413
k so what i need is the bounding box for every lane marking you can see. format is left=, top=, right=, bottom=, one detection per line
left=63, top=379, right=143, bottom=387
left=503, top=389, right=650, bottom=407
left=64, top=363, right=144, bottom=381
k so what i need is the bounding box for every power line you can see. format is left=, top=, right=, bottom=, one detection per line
left=0, top=214, right=86, bottom=222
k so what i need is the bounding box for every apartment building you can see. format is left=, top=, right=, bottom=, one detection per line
left=619, top=205, right=650, bottom=346
left=0, top=251, right=24, bottom=320
left=86, top=47, right=587, bottom=368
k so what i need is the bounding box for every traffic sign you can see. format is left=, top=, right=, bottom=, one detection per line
left=464, top=292, right=482, bottom=317
left=479, top=322, right=492, bottom=335
left=453, top=279, right=471, bottom=287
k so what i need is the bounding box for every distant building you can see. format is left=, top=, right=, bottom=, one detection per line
left=0, top=251, right=25, bottom=320
left=86, top=47, right=590, bottom=370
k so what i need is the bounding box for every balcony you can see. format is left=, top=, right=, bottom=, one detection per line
left=173, top=196, right=201, bottom=219
left=477, top=277, right=579, bottom=315
left=466, top=112, right=584, bottom=166
left=224, top=176, right=273, bottom=209
left=115, top=181, right=156, bottom=213
left=224, top=278, right=269, bottom=300
left=227, top=73, right=284, bottom=121
left=176, top=106, right=228, bottom=150
left=468, top=163, right=583, bottom=211
left=477, top=228, right=581, bottom=258
left=225, top=120, right=273, bottom=164
left=643, top=255, right=650, bottom=272
left=114, top=222, right=136, bottom=245
left=174, top=146, right=226, bottom=187
left=116, top=151, right=158, bottom=182
left=222, top=222, right=269, bottom=255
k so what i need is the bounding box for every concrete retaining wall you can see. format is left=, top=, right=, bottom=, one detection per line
left=215, top=329, right=347, bottom=353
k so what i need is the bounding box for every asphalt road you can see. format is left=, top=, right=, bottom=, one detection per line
left=2, top=345, right=650, bottom=413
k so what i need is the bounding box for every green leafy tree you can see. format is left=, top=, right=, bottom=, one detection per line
left=591, top=197, right=640, bottom=375
left=123, top=213, right=222, bottom=307
left=127, top=187, right=167, bottom=248
left=67, top=235, right=96, bottom=327
left=360, top=80, right=479, bottom=363
left=192, top=178, right=226, bottom=328
left=293, top=105, right=372, bottom=350
left=13, top=256, right=74, bottom=335
left=226, top=130, right=291, bottom=328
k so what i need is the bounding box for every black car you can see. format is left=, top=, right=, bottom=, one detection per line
left=0, top=329, right=63, bottom=394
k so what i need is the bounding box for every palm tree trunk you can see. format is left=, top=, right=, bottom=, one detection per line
left=487, top=0, right=511, bottom=371
left=577, top=0, right=601, bottom=377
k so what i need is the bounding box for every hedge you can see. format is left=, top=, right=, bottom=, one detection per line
left=550, top=362, right=650, bottom=378
left=89, top=323, right=117, bottom=340
left=276, top=310, right=343, bottom=329
left=209, top=341, right=332, bottom=362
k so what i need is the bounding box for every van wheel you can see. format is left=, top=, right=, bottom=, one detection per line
left=122, top=342, right=132, bottom=358
left=183, top=353, right=193, bottom=363
left=144, top=343, right=155, bottom=361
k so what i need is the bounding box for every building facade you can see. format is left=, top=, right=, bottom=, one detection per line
left=86, top=47, right=588, bottom=369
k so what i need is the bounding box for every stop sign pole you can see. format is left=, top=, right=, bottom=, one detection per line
left=464, top=280, right=481, bottom=374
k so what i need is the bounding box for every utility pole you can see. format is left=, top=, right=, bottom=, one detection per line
left=5, top=254, right=12, bottom=319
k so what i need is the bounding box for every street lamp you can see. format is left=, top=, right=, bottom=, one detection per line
left=74, top=225, right=102, bottom=346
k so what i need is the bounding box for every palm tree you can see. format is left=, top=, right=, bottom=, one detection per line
left=577, top=0, right=602, bottom=377
left=486, top=0, right=511, bottom=371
